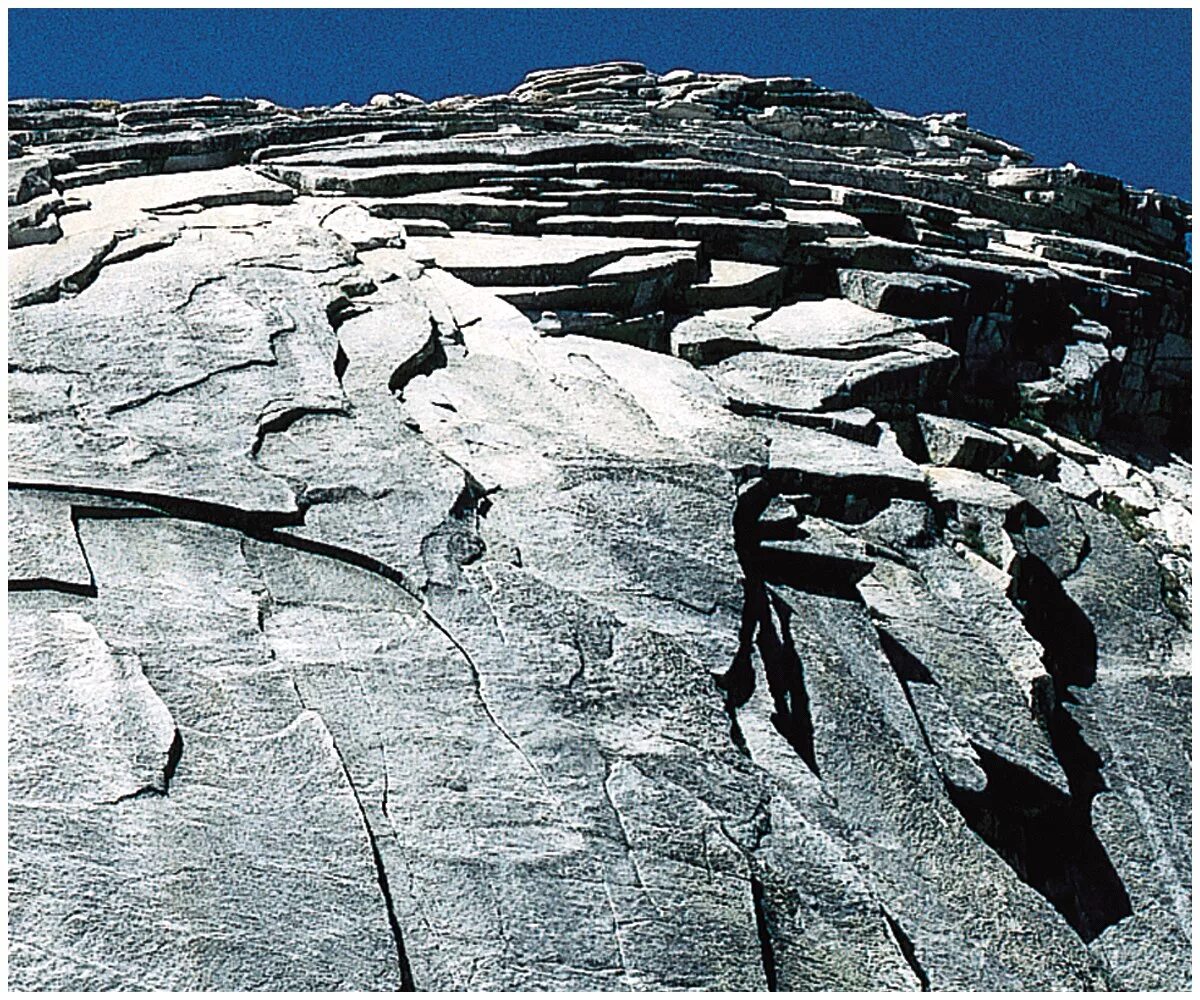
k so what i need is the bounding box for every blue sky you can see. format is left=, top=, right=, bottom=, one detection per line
left=8, top=8, right=1192, bottom=200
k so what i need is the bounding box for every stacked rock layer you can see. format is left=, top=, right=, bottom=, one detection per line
left=8, top=62, right=1192, bottom=990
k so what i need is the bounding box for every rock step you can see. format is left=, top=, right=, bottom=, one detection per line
left=765, top=421, right=929, bottom=500
left=532, top=184, right=761, bottom=209
left=362, top=190, right=570, bottom=228
left=685, top=259, right=785, bottom=310
left=534, top=309, right=667, bottom=351
left=408, top=231, right=700, bottom=286
left=486, top=250, right=698, bottom=317
left=263, top=134, right=670, bottom=170
left=535, top=214, right=794, bottom=264
left=674, top=297, right=953, bottom=365
left=55, top=159, right=150, bottom=189
left=713, top=339, right=958, bottom=417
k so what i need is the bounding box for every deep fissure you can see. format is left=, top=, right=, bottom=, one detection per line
left=719, top=477, right=820, bottom=775
left=749, top=875, right=778, bottom=991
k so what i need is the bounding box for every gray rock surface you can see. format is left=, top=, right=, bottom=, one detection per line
left=8, top=62, right=1192, bottom=990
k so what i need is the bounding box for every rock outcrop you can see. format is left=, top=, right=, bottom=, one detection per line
left=8, top=62, right=1192, bottom=990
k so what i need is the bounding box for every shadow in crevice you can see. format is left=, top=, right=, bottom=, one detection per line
left=389, top=323, right=448, bottom=397
left=718, top=575, right=820, bottom=776
left=878, top=613, right=1130, bottom=942
left=877, top=630, right=935, bottom=685
left=750, top=876, right=779, bottom=991
left=757, top=591, right=820, bottom=775
left=718, top=478, right=820, bottom=775
left=881, top=908, right=930, bottom=991
left=1013, top=552, right=1097, bottom=692
left=947, top=745, right=1130, bottom=942
left=946, top=549, right=1130, bottom=942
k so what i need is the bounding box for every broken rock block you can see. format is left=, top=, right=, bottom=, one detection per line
left=918, top=412, right=1008, bottom=470
left=839, top=267, right=970, bottom=318
left=712, top=338, right=958, bottom=417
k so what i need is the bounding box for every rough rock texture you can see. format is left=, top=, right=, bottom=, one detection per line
left=7, top=63, right=1192, bottom=990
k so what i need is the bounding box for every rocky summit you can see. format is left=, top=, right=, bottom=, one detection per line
left=7, top=61, right=1192, bottom=990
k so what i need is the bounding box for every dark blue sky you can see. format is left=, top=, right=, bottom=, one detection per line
left=8, top=8, right=1192, bottom=200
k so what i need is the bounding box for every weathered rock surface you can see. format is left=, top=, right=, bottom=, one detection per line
left=8, top=63, right=1192, bottom=991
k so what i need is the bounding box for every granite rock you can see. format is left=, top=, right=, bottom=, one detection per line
left=8, top=62, right=1191, bottom=991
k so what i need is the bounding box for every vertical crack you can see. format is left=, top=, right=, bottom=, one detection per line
left=600, top=758, right=659, bottom=910
left=105, top=727, right=185, bottom=805
left=718, top=578, right=759, bottom=756
left=69, top=504, right=99, bottom=596
left=881, top=909, right=930, bottom=991
left=749, top=875, right=778, bottom=991
left=159, top=728, right=184, bottom=793
left=237, top=534, right=415, bottom=987
left=756, top=593, right=819, bottom=775
left=420, top=604, right=555, bottom=798
left=602, top=881, right=632, bottom=982
left=330, top=739, right=417, bottom=991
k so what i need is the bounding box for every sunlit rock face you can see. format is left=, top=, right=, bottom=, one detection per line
left=7, top=62, right=1191, bottom=991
